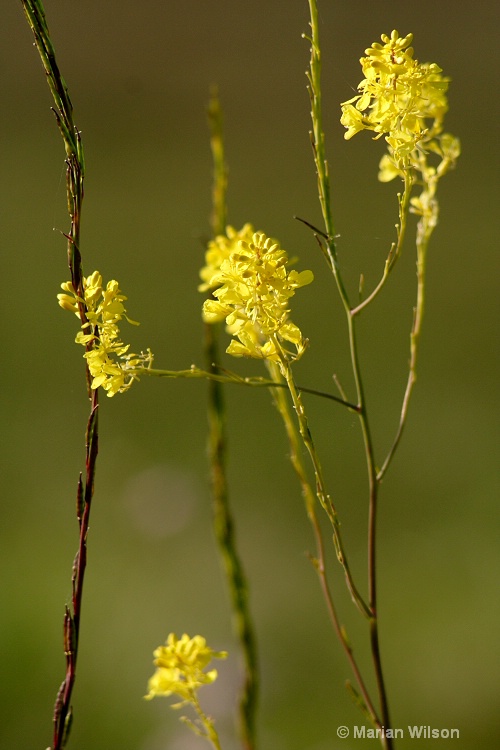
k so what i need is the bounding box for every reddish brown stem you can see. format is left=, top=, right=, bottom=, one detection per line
left=20, top=3, right=100, bottom=747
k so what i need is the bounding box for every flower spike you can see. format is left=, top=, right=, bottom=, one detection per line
left=201, top=228, right=313, bottom=369
left=340, top=30, right=456, bottom=172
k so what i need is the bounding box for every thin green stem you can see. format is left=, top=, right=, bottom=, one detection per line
left=274, top=348, right=370, bottom=619
left=306, top=4, right=392, bottom=746
left=21, top=2, right=98, bottom=749
left=351, top=170, right=413, bottom=316
left=205, top=89, right=258, bottom=750
left=188, top=694, right=223, bottom=750
left=208, top=87, right=228, bottom=237
left=377, top=188, right=434, bottom=481
left=267, top=362, right=379, bottom=725
left=136, top=365, right=358, bottom=410
left=305, top=0, right=336, bottom=268
left=347, top=311, right=393, bottom=745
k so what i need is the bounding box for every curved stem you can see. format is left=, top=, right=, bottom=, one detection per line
left=137, top=366, right=358, bottom=410
left=267, top=362, right=380, bottom=724
left=377, top=201, right=433, bottom=481
left=275, top=350, right=370, bottom=619
left=351, top=170, right=413, bottom=317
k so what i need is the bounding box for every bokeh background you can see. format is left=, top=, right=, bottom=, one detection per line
left=1, top=1, right=498, bottom=749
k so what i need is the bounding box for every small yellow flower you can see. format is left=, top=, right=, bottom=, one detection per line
left=58, top=271, right=152, bottom=397
left=202, top=230, right=313, bottom=367
left=340, top=30, right=451, bottom=170
left=199, top=223, right=255, bottom=292
left=339, top=102, right=366, bottom=140
left=377, top=154, right=403, bottom=183
left=145, top=633, right=227, bottom=704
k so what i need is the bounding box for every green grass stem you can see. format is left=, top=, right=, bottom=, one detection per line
left=205, top=89, right=258, bottom=750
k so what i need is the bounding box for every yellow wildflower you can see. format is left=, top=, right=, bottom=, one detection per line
left=145, top=633, right=227, bottom=704
left=202, top=230, right=313, bottom=367
left=341, top=30, right=451, bottom=169
left=199, top=223, right=255, bottom=292
left=57, top=271, right=152, bottom=397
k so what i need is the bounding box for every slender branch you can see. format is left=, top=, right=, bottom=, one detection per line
left=351, top=170, right=413, bottom=316
left=376, top=256, right=424, bottom=482
left=347, top=305, right=393, bottom=745
left=305, top=1, right=351, bottom=313
left=205, top=89, right=258, bottom=750
left=293, top=214, right=329, bottom=240
left=275, top=348, right=371, bottom=620
left=267, top=362, right=380, bottom=725
left=136, top=366, right=359, bottom=410
left=304, top=0, right=336, bottom=269
left=21, top=3, right=98, bottom=748
left=306, top=4, right=393, bottom=745
left=187, top=693, right=224, bottom=750
left=377, top=172, right=436, bottom=481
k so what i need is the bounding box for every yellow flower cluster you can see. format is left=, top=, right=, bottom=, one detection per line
left=199, top=223, right=255, bottom=292
left=57, top=271, right=152, bottom=397
left=145, top=633, right=227, bottom=704
left=201, top=228, right=313, bottom=366
left=340, top=30, right=451, bottom=165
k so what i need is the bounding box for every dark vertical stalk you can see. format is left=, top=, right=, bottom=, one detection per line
left=21, top=3, right=99, bottom=748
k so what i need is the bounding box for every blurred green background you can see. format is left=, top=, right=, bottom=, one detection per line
left=1, top=1, right=498, bottom=749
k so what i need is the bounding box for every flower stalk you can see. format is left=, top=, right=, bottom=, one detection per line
left=306, top=3, right=394, bottom=745
left=377, top=135, right=459, bottom=479
left=205, top=90, right=258, bottom=750
left=136, top=363, right=357, bottom=408
left=304, top=7, right=459, bottom=747
left=21, top=2, right=97, bottom=748
left=276, top=350, right=371, bottom=618
left=350, top=168, right=413, bottom=315
left=266, top=361, right=379, bottom=724
left=146, top=633, right=227, bottom=750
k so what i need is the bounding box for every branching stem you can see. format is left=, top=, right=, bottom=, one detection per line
left=275, top=348, right=371, bottom=620
left=351, top=170, right=413, bottom=316
left=267, top=362, right=379, bottom=724
left=378, top=191, right=434, bottom=480
left=137, top=365, right=358, bottom=410
left=306, top=2, right=393, bottom=746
